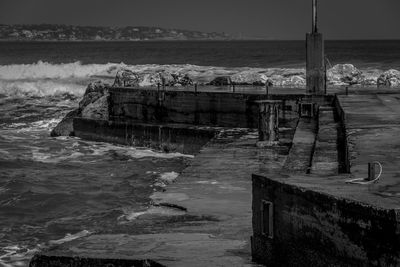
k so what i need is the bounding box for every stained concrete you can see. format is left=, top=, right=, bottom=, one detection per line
left=311, top=106, right=339, bottom=175
left=283, top=117, right=316, bottom=173
left=34, top=127, right=294, bottom=266
left=337, top=94, right=400, bottom=199
left=36, top=88, right=400, bottom=266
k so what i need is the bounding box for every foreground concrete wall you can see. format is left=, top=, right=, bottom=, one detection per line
left=252, top=174, right=400, bottom=267
left=29, top=255, right=165, bottom=267
left=109, top=88, right=302, bottom=128
left=73, top=118, right=216, bottom=154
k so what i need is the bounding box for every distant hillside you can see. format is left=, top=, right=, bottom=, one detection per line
left=0, top=24, right=231, bottom=41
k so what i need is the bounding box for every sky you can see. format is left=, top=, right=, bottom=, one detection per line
left=0, top=0, right=400, bottom=40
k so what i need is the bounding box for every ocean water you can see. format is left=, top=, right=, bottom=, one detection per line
left=0, top=40, right=400, bottom=266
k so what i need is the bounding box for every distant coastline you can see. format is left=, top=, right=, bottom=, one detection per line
left=0, top=24, right=231, bottom=41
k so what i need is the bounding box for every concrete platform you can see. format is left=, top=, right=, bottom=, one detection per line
left=33, top=88, right=400, bottom=266
left=338, top=94, right=400, bottom=199
left=33, top=127, right=292, bottom=266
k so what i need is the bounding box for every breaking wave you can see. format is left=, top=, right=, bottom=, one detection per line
left=1, top=61, right=399, bottom=98
left=0, top=61, right=119, bottom=80
left=0, top=79, right=86, bottom=97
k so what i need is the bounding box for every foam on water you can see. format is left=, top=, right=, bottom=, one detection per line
left=0, top=79, right=87, bottom=98
left=119, top=205, right=186, bottom=221
left=47, top=230, right=92, bottom=245
left=0, top=61, right=119, bottom=80
left=153, top=171, right=180, bottom=187
left=0, top=230, right=91, bottom=267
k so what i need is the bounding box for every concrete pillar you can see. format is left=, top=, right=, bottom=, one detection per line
left=306, top=0, right=325, bottom=95
left=306, top=33, right=325, bottom=95
left=256, top=100, right=281, bottom=144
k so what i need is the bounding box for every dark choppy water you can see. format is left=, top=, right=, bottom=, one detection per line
left=1, top=40, right=400, bottom=69
left=0, top=93, right=192, bottom=266
left=0, top=40, right=399, bottom=266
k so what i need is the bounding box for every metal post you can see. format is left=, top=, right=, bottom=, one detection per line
left=345, top=86, right=349, bottom=95
left=312, top=0, right=318, bottom=33
left=368, top=162, right=376, bottom=181
left=266, top=84, right=269, bottom=98
left=324, top=64, right=327, bottom=94
left=194, top=83, right=198, bottom=93
left=232, top=84, right=235, bottom=93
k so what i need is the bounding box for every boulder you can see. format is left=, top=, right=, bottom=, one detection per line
left=51, top=81, right=110, bottom=137
left=50, top=109, right=81, bottom=137
left=113, top=69, right=140, bottom=87
left=231, top=72, right=269, bottom=85
left=171, top=73, right=193, bottom=86
left=327, top=64, right=363, bottom=85
left=79, top=81, right=108, bottom=109
left=207, top=76, right=232, bottom=86
left=139, top=72, right=193, bottom=87
left=81, top=93, right=109, bottom=120
left=377, top=69, right=400, bottom=87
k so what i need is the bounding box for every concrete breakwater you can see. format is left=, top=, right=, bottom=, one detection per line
left=34, top=85, right=400, bottom=266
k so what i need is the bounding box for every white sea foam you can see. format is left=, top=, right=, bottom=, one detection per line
left=153, top=171, right=180, bottom=187
left=159, top=171, right=180, bottom=183
left=26, top=138, right=194, bottom=164
left=48, top=230, right=92, bottom=245
left=0, top=61, right=120, bottom=80
left=0, top=230, right=91, bottom=267
left=119, top=205, right=186, bottom=221
left=0, top=79, right=86, bottom=97
left=5, top=118, right=62, bottom=132
left=86, top=142, right=194, bottom=159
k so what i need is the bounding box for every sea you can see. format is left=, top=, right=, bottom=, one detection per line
left=0, top=40, right=400, bottom=266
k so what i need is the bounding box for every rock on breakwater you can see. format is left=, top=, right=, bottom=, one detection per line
left=51, top=81, right=109, bottom=137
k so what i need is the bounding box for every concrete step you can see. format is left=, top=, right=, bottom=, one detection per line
left=283, top=117, right=317, bottom=173
left=310, top=106, right=339, bottom=176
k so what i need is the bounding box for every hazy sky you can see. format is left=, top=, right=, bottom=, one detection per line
left=1, top=0, right=399, bottom=40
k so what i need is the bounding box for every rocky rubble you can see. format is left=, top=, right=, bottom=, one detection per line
left=113, top=70, right=193, bottom=87
left=51, top=81, right=109, bottom=137
left=327, top=64, right=363, bottom=85
left=377, top=69, right=400, bottom=87
left=108, top=65, right=400, bottom=89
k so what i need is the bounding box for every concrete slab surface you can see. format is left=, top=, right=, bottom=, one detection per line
left=36, top=128, right=291, bottom=266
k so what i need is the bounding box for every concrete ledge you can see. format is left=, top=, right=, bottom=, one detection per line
left=73, top=118, right=216, bottom=154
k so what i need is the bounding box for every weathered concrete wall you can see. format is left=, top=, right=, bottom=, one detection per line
left=310, top=106, right=339, bottom=175
left=29, top=255, right=165, bottom=267
left=251, top=174, right=400, bottom=267
left=333, top=95, right=354, bottom=173
left=109, top=88, right=302, bottom=128
left=73, top=118, right=216, bottom=154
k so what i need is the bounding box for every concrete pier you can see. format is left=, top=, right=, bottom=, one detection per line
left=31, top=87, right=400, bottom=266
left=252, top=92, right=400, bottom=266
